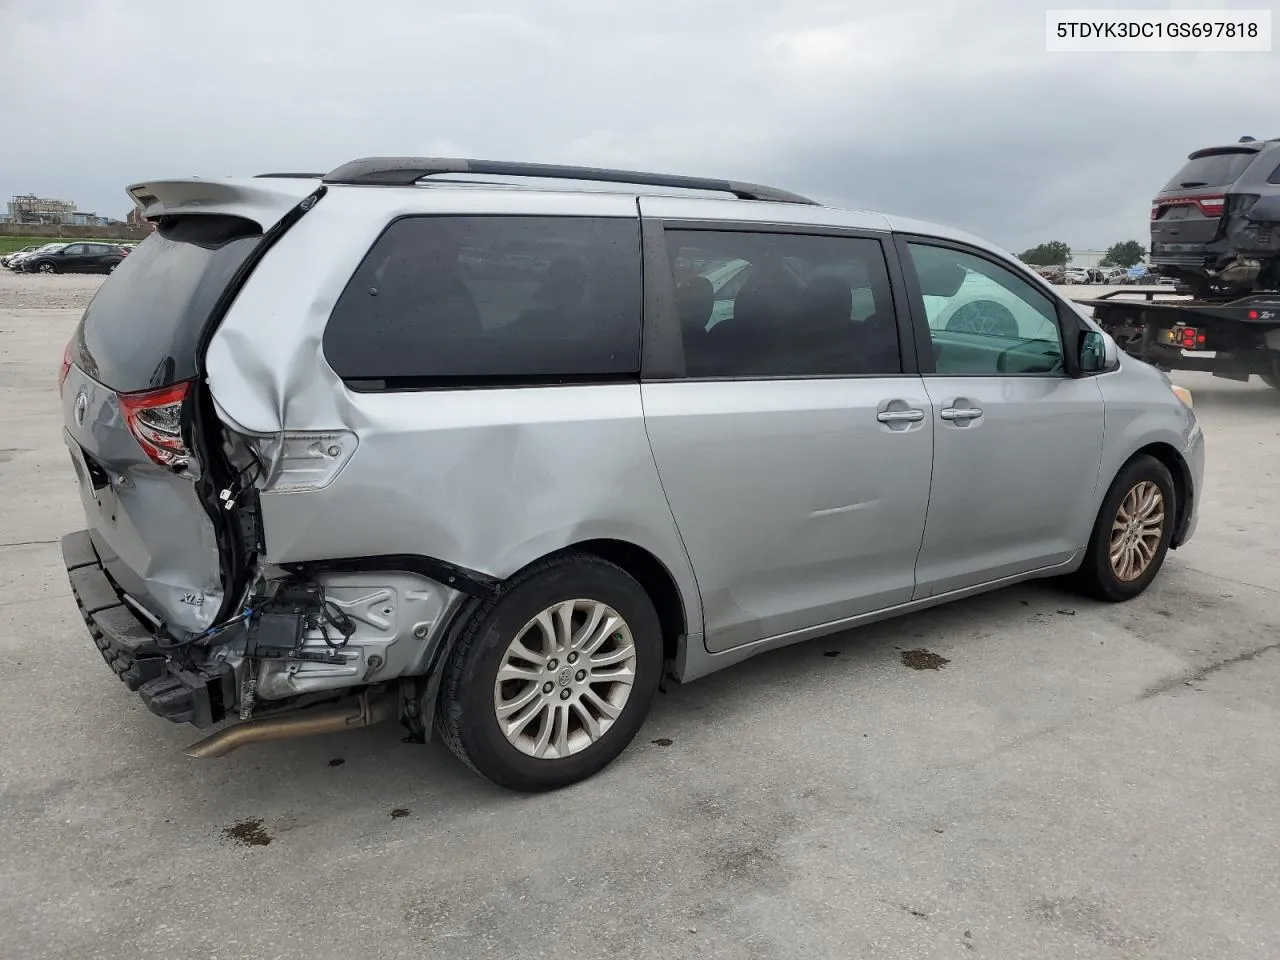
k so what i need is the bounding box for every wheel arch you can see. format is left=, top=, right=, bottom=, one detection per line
left=408, top=537, right=694, bottom=744
left=1125, top=441, right=1192, bottom=547
left=565, top=538, right=688, bottom=664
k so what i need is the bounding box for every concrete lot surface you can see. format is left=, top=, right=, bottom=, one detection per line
left=2, top=272, right=1278, bottom=960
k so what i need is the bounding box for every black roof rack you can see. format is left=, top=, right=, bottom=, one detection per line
left=320, top=157, right=819, bottom=205
left=254, top=172, right=324, bottom=179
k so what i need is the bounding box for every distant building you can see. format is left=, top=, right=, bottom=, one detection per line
left=69, top=212, right=115, bottom=227
left=8, top=194, right=76, bottom=224
left=126, top=204, right=148, bottom=228
left=1070, top=249, right=1109, bottom=269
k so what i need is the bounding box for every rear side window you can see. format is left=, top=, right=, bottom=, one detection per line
left=666, top=229, right=900, bottom=378
left=1161, top=151, right=1257, bottom=191
left=74, top=215, right=260, bottom=393
left=324, top=216, right=642, bottom=387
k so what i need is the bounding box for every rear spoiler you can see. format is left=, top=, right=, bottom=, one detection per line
left=1187, top=144, right=1264, bottom=159
left=126, top=178, right=320, bottom=231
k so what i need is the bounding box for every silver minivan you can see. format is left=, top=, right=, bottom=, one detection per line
left=59, top=158, right=1204, bottom=790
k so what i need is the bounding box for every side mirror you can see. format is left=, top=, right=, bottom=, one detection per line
left=1078, top=329, right=1107, bottom=373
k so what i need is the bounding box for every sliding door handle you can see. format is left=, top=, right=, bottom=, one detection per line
left=877, top=409, right=925, bottom=423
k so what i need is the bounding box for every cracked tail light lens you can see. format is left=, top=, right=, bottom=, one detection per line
left=247, top=431, right=358, bottom=493
left=119, top=381, right=193, bottom=468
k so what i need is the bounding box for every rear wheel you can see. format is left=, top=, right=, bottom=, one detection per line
left=1076, top=455, right=1176, bottom=602
left=436, top=553, right=663, bottom=791
left=1260, top=353, right=1280, bottom=390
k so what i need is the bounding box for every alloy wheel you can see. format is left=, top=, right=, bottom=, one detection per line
left=493, top=598, right=637, bottom=760
left=1109, top=480, right=1165, bottom=581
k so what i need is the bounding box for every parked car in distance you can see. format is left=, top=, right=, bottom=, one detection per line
left=1, top=244, right=44, bottom=269
left=7, top=243, right=66, bottom=271
left=22, top=241, right=126, bottom=274
left=1062, top=267, right=1090, bottom=284
left=59, top=157, right=1204, bottom=791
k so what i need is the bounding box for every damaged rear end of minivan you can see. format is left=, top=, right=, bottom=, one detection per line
left=59, top=177, right=392, bottom=751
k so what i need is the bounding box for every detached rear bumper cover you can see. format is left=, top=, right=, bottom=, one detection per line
left=62, top=530, right=234, bottom=728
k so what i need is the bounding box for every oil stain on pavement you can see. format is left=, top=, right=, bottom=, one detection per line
left=901, top=648, right=950, bottom=671
left=221, top=818, right=273, bottom=847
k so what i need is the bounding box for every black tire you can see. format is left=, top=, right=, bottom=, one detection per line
left=435, top=553, right=663, bottom=791
left=1076, top=455, right=1176, bottom=602
left=1260, top=353, right=1280, bottom=390
left=36, top=261, right=57, bottom=274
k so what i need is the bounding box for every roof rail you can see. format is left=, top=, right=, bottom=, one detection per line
left=254, top=172, right=324, bottom=179
left=320, top=156, right=819, bottom=205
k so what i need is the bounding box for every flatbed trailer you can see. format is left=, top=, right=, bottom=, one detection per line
left=1076, top=288, right=1280, bottom=387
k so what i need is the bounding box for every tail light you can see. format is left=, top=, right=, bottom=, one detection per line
left=58, top=339, right=74, bottom=389
left=1153, top=193, right=1226, bottom=219
left=118, top=381, right=193, bottom=469
left=1197, top=195, right=1226, bottom=216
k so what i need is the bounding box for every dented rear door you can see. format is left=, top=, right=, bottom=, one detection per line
left=61, top=220, right=269, bottom=633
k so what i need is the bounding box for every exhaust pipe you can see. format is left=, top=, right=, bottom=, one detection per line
left=183, top=692, right=394, bottom=759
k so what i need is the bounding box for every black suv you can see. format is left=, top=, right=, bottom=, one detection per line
left=21, top=242, right=126, bottom=275
left=1150, top=137, right=1280, bottom=298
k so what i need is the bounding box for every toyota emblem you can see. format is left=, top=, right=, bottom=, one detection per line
left=73, top=390, right=88, bottom=426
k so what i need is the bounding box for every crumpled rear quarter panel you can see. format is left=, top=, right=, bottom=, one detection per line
left=202, top=186, right=704, bottom=641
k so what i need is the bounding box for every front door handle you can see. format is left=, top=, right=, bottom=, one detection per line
left=940, top=406, right=983, bottom=421
left=877, top=409, right=925, bottom=423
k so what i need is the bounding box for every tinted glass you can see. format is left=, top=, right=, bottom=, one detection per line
left=907, top=243, right=1064, bottom=376
left=666, top=230, right=900, bottom=377
left=324, top=216, right=642, bottom=387
left=1268, top=162, right=1280, bottom=185
left=74, top=215, right=261, bottom=393
left=63, top=244, right=85, bottom=255
left=1161, top=151, right=1256, bottom=191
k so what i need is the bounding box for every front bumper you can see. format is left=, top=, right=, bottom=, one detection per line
left=62, top=529, right=234, bottom=728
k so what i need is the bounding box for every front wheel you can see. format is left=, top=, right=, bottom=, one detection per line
left=36, top=261, right=57, bottom=274
left=1076, top=455, right=1176, bottom=602
left=435, top=553, right=663, bottom=791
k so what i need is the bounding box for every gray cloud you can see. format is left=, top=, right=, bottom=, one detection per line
left=1, top=0, right=1276, bottom=251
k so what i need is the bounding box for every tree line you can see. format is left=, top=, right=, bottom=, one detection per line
left=1018, top=240, right=1146, bottom=269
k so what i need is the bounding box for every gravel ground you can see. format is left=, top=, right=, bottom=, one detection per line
left=3, top=274, right=1280, bottom=960
left=0, top=270, right=104, bottom=310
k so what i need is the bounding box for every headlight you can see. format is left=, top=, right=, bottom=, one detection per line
left=1171, top=384, right=1194, bottom=409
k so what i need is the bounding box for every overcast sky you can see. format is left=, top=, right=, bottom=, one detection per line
left=1, top=0, right=1276, bottom=252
